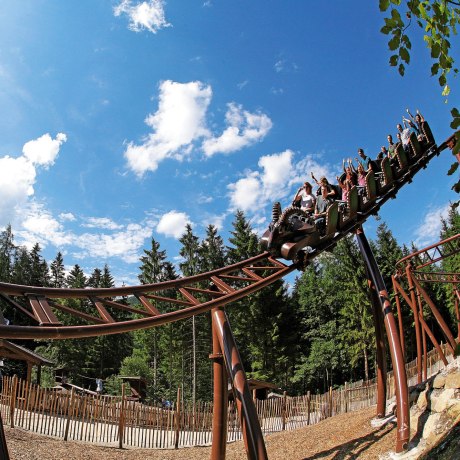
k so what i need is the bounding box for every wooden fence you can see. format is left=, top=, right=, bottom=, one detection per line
left=0, top=343, right=454, bottom=449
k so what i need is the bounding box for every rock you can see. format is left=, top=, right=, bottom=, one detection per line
left=433, top=373, right=446, bottom=389
left=417, top=388, right=429, bottom=411
left=445, top=372, right=460, bottom=389
left=422, top=412, right=441, bottom=441
left=447, top=400, right=460, bottom=419
left=431, top=388, right=456, bottom=413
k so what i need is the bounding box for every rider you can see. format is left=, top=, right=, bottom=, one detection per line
left=292, top=181, right=316, bottom=213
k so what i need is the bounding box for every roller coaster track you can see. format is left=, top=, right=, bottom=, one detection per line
left=0, top=127, right=458, bottom=459
left=0, top=253, right=296, bottom=339
left=392, top=233, right=460, bottom=387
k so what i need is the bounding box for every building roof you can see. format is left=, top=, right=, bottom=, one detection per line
left=0, top=339, right=54, bottom=366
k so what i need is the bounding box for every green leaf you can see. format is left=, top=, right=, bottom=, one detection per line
left=431, top=42, right=441, bottom=58
left=398, top=63, right=405, bottom=76
left=390, top=0, right=401, bottom=4
left=431, top=63, right=440, bottom=75
left=381, top=25, right=392, bottom=34
left=379, top=0, right=390, bottom=12
left=451, top=108, right=460, bottom=118
left=389, top=35, right=400, bottom=50
left=389, top=54, right=399, bottom=66
left=447, top=162, right=459, bottom=175
left=401, top=34, right=411, bottom=49
left=400, top=47, right=410, bottom=64
left=439, top=74, right=447, bottom=86
left=451, top=117, right=460, bottom=129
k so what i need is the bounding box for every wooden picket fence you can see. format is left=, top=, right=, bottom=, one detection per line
left=0, top=343, right=454, bottom=448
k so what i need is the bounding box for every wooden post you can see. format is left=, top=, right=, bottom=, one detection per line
left=9, top=375, right=18, bottom=428
left=174, top=386, right=181, bottom=449
left=306, top=391, right=311, bottom=425
left=64, top=388, right=75, bottom=441
left=329, top=387, right=333, bottom=417
left=118, top=384, right=126, bottom=449
left=344, top=382, right=348, bottom=413
left=281, top=391, right=287, bottom=431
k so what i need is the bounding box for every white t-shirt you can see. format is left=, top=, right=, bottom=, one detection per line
left=299, top=190, right=316, bottom=211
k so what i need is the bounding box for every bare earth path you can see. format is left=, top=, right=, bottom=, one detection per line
left=5, top=407, right=397, bottom=460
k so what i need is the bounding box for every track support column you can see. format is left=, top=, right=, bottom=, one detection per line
left=356, top=229, right=410, bottom=452
left=210, top=307, right=229, bottom=460
left=0, top=411, right=10, bottom=460
left=212, top=308, right=268, bottom=460
left=366, top=272, right=387, bottom=418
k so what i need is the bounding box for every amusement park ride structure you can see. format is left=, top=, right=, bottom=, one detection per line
left=0, top=122, right=459, bottom=460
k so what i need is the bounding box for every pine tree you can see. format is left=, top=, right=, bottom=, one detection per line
left=66, top=264, right=87, bottom=288
left=227, top=210, right=259, bottom=264
left=0, top=224, right=15, bottom=282
left=199, top=225, right=227, bottom=272
left=11, top=246, right=32, bottom=285
left=50, top=252, right=66, bottom=287
left=29, top=243, right=50, bottom=287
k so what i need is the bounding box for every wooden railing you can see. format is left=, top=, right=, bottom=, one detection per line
left=0, top=343, right=453, bottom=449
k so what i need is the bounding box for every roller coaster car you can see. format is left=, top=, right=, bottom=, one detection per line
left=261, top=202, right=339, bottom=262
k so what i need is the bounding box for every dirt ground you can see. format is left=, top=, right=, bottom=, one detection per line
left=5, top=406, right=397, bottom=459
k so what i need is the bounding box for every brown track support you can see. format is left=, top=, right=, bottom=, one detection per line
left=356, top=229, right=409, bottom=452
left=411, top=275, right=457, bottom=354
left=0, top=410, right=9, bottom=460
left=210, top=308, right=229, bottom=460
left=212, top=308, right=268, bottom=460
left=365, top=266, right=387, bottom=418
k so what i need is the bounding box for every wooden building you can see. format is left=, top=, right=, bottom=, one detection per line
left=0, top=339, right=53, bottom=384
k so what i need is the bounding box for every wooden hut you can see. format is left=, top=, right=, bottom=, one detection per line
left=0, top=339, right=53, bottom=384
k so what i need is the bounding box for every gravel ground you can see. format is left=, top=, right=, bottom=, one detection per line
left=5, top=406, right=397, bottom=459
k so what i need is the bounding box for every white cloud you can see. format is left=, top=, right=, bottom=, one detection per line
left=202, top=213, right=226, bottom=230
left=59, top=212, right=76, bottom=222
left=18, top=205, right=74, bottom=249
left=227, top=150, right=337, bottom=213
left=228, top=173, right=262, bottom=212
left=22, top=133, right=67, bottom=168
left=156, top=210, right=191, bottom=238
left=74, top=223, right=152, bottom=263
left=414, top=203, right=451, bottom=247
left=197, top=194, right=213, bottom=204
left=202, top=103, right=272, bottom=157
left=114, top=0, right=171, bottom=34
left=124, top=80, right=212, bottom=176
left=0, top=133, right=67, bottom=226
left=17, top=204, right=155, bottom=264
left=82, top=217, right=124, bottom=230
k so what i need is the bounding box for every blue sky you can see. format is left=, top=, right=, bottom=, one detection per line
left=0, top=0, right=458, bottom=285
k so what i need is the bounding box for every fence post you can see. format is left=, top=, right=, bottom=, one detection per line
left=9, top=375, right=18, bottom=429
left=118, top=384, right=126, bottom=449
left=281, top=391, right=287, bottom=431
left=64, top=388, right=75, bottom=442
left=329, top=387, right=332, bottom=417
left=174, top=386, right=181, bottom=449
left=306, top=391, right=311, bottom=425
left=344, top=382, right=348, bottom=413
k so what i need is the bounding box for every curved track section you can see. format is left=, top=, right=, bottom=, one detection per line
left=0, top=253, right=295, bottom=340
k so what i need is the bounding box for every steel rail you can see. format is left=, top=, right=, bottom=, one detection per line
left=0, top=258, right=296, bottom=340
left=395, top=233, right=460, bottom=274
